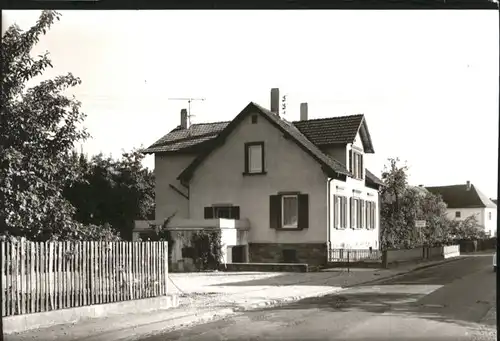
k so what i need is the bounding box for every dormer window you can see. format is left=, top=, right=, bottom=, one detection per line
left=349, top=149, right=364, bottom=180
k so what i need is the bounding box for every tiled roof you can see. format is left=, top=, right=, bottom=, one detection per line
left=293, top=114, right=364, bottom=145
left=251, top=103, right=350, bottom=176
left=492, top=199, right=498, bottom=205
left=142, top=122, right=230, bottom=153
left=426, top=184, right=497, bottom=209
left=178, top=102, right=351, bottom=182
left=143, top=102, right=381, bottom=188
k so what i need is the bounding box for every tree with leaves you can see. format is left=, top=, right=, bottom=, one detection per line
left=1, top=11, right=118, bottom=241
left=379, top=158, right=452, bottom=249
left=64, top=149, right=155, bottom=240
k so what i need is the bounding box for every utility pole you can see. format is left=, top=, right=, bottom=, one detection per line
left=168, top=98, right=205, bottom=126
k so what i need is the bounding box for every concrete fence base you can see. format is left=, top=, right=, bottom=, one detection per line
left=3, top=294, right=179, bottom=335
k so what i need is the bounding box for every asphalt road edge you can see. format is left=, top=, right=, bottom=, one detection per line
left=344, top=256, right=465, bottom=288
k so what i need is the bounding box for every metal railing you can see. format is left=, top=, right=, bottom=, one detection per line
left=328, top=248, right=382, bottom=263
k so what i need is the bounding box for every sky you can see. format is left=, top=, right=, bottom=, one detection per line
left=2, top=10, right=499, bottom=199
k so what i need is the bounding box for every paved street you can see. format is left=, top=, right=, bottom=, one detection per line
left=142, top=254, right=497, bottom=341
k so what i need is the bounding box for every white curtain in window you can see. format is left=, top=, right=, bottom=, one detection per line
left=249, top=145, right=262, bottom=172
left=283, top=196, right=298, bottom=227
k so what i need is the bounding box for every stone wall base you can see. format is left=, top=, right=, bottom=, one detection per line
left=248, top=243, right=327, bottom=266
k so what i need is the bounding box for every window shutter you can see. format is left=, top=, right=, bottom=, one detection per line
left=360, top=155, right=364, bottom=179
left=343, top=197, right=347, bottom=228
left=365, top=201, right=370, bottom=229
left=350, top=197, right=354, bottom=229
left=371, top=202, right=376, bottom=229
left=298, top=194, right=309, bottom=229
left=232, top=206, right=240, bottom=220
left=349, top=149, right=353, bottom=173
left=269, top=195, right=281, bottom=229
left=333, top=195, right=339, bottom=229
left=359, top=200, right=365, bottom=229
left=204, top=207, right=214, bottom=219
left=244, top=145, right=249, bottom=173
left=340, top=197, right=344, bottom=228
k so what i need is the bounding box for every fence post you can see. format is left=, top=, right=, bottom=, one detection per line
left=347, top=250, right=350, bottom=273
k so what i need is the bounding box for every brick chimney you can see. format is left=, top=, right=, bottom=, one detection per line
left=270, top=88, right=280, bottom=116
left=180, top=109, right=188, bottom=129
left=466, top=180, right=471, bottom=191
left=300, top=103, right=308, bottom=121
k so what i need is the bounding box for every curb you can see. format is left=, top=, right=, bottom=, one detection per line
left=343, top=256, right=465, bottom=288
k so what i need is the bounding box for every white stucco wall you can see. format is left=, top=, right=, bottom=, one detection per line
left=188, top=111, right=328, bottom=243
left=484, top=208, right=497, bottom=237
left=329, top=178, right=380, bottom=250
left=154, top=153, right=195, bottom=220
left=352, top=131, right=364, bottom=150
left=446, top=207, right=497, bottom=237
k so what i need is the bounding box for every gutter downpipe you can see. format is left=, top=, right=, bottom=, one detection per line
left=327, top=176, right=335, bottom=262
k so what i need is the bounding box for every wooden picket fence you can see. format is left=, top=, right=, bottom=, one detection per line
left=1, top=239, right=169, bottom=317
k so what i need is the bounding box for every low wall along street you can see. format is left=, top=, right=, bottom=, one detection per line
left=383, top=245, right=461, bottom=267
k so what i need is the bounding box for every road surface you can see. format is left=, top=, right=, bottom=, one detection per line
left=142, top=254, right=497, bottom=341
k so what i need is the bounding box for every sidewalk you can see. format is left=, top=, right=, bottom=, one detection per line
left=4, top=256, right=464, bottom=341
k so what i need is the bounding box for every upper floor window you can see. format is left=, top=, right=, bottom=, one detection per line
left=244, top=142, right=265, bottom=174
left=488, top=212, right=492, bottom=220
left=455, top=211, right=461, bottom=218
left=349, top=149, right=364, bottom=180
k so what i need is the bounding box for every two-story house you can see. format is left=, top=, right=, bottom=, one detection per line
left=426, top=181, right=497, bottom=237
left=139, top=88, right=384, bottom=266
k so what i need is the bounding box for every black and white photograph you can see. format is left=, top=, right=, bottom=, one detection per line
left=1, top=8, right=498, bottom=341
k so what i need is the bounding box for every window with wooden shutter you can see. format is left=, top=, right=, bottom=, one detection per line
left=269, top=195, right=281, bottom=229
left=297, top=194, right=309, bottom=229
left=350, top=197, right=354, bottom=229
left=282, top=195, right=299, bottom=228
left=333, top=195, right=339, bottom=229
left=360, top=154, right=364, bottom=179
left=365, top=201, right=370, bottom=229
left=349, top=150, right=353, bottom=173
left=358, top=199, right=366, bottom=229
left=371, top=202, right=376, bottom=229
left=339, top=196, right=346, bottom=229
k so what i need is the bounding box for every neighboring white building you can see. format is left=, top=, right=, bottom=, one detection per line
left=426, top=182, right=497, bottom=237
left=136, top=88, right=384, bottom=266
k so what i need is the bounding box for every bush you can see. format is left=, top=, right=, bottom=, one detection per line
left=190, top=230, right=222, bottom=271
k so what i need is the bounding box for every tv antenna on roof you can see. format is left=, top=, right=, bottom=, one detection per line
left=168, top=97, right=206, bottom=126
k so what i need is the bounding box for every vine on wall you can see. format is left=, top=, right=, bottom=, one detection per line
left=190, top=230, right=223, bottom=271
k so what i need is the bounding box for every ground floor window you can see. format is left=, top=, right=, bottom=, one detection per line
left=334, top=195, right=348, bottom=229
left=282, top=195, right=299, bottom=228
left=350, top=198, right=376, bottom=229
left=365, top=201, right=376, bottom=229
